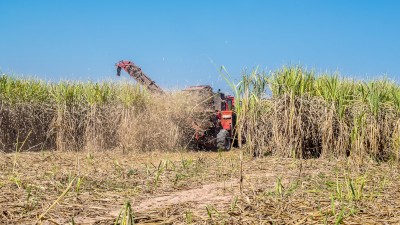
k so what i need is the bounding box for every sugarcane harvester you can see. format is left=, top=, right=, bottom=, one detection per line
left=115, top=60, right=236, bottom=150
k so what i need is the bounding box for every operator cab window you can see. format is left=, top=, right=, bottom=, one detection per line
left=221, top=101, right=226, bottom=111
left=227, top=99, right=233, bottom=111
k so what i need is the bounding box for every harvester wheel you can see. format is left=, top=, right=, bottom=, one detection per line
left=217, top=129, right=231, bottom=151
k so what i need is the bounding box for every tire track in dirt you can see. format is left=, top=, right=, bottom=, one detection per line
left=134, top=180, right=238, bottom=212
left=129, top=170, right=276, bottom=214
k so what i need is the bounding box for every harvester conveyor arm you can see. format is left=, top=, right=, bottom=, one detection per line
left=116, top=60, right=164, bottom=94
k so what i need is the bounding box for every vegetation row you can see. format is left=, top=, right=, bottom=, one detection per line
left=1, top=67, right=399, bottom=164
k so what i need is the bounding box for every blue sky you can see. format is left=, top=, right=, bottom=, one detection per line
left=0, top=0, right=399, bottom=90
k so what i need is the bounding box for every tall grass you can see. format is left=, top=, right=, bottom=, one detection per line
left=230, top=66, right=400, bottom=162
left=0, top=74, right=201, bottom=152
left=2, top=68, right=399, bottom=163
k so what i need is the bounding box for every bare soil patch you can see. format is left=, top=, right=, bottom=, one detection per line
left=134, top=180, right=237, bottom=212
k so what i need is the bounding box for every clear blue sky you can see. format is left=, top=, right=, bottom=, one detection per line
left=1, top=0, right=399, bottom=90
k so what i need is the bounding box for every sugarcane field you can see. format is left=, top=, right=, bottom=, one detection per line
left=1, top=1, right=400, bottom=225
left=1, top=66, right=400, bottom=224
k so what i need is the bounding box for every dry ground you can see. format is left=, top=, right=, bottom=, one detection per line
left=0, top=150, right=399, bottom=224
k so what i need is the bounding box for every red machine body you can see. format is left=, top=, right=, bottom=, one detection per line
left=220, top=95, right=235, bottom=130
left=183, top=86, right=237, bottom=150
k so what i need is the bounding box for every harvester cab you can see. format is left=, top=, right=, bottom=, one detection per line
left=219, top=95, right=235, bottom=131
